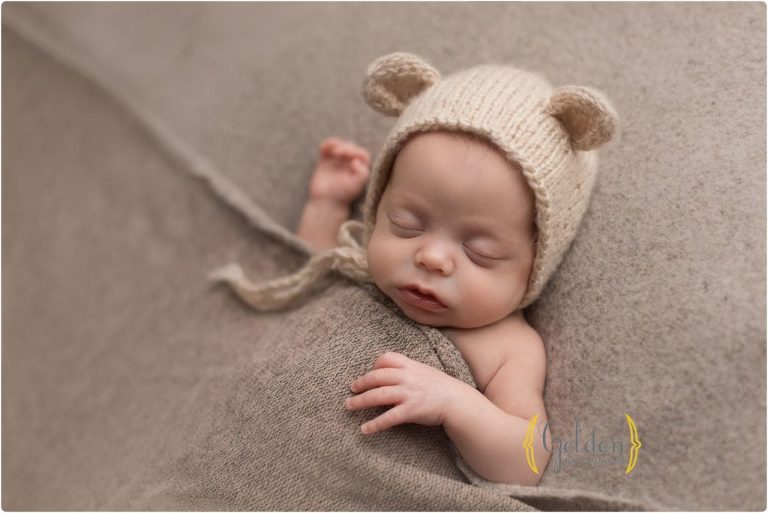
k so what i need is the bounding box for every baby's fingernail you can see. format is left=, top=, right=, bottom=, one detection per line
left=350, top=382, right=356, bottom=392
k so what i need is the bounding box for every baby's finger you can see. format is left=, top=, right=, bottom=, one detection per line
left=350, top=368, right=402, bottom=393
left=351, top=145, right=371, bottom=163
left=349, top=158, right=371, bottom=178
left=345, top=385, right=402, bottom=411
left=361, top=405, right=408, bottom=435
left=337, top=141, right=371, bottom=162
left=319, top=137, right=344, bottom=157
left=373, top=351, right=410, bottom=370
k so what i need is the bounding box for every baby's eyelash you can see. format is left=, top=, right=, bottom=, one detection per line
left=390, top=219, right=422, bottom=231
left=463, top=245, right=502, bottom=261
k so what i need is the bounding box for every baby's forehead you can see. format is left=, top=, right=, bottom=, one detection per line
left=381, top=131, right=536, bottom=227
left=388, top=163, right=532, bottom=213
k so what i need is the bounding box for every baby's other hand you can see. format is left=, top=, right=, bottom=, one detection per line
left=345, top=351, right=460, bottom=435
left=309, top=137, right=371, bottom=205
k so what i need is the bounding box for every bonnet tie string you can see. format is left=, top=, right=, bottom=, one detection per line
left=208, top=220, right=372, bottom=311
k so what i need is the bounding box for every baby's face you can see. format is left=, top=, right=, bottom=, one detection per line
left=366, top=131, right=537, bottom=329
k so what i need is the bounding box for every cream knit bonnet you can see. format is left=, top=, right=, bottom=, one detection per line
left=210, top=52, right=619, bottom=312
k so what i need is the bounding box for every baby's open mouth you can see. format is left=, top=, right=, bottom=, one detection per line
left=411, top=287, right=436, bottom=300
left=397, top=286, right=447, bottom=311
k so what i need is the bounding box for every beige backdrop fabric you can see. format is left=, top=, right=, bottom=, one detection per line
left=3, top=2, right=765, bottom=511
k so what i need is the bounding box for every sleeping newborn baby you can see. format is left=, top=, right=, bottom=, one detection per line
left=300, top=130, right=548, bottom=486
left=211, top=52, right=618, bottom=486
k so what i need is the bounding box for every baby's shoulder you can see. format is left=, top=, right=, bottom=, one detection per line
left=442, top=311, right=543, bottom=392
left=494, top=312, right=547, bottom=395
left=482, top=313, right=548, bottom=418
left=503, top=311, right=544, bottom=353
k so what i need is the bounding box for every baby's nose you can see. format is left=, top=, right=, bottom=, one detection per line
left=415, top=242, right=454, bottom=275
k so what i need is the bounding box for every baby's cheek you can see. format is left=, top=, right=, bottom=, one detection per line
left=460, top=273, right=509, bottom=312
left=456, top=272, right=489, bottom=304
left=366, top=231, right=396, bottom=284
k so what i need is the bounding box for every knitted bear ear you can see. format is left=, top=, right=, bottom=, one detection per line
left=544, top=85, right=619, bottom=151
left=362, top=52, right=441, bottom=117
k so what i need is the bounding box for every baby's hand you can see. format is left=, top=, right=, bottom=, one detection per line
left=345, top=351, right=460, bottom=435
left=309, top=138, right=371, bottom=205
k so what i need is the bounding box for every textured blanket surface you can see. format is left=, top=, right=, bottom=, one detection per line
left=3, top=3, right=765, bottom=511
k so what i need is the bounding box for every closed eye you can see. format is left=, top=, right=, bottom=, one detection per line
left=388, top=216, right=506, bottom=263
left=464, top=245, right=504, bottom=262
left=389, top=218, right=423, bottom=233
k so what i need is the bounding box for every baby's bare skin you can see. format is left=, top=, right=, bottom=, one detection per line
left=296, top=138, right=370, bottom=251
left=297, top=133, right=551, bottom=485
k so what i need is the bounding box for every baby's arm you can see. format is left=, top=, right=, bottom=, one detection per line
left=296, top=138, right=370, bottom=251
left=297, top=198, right=352, bottom=251
left=346, top=328, right=552, bottom=485
left=444, top=329, right=551, bottom=486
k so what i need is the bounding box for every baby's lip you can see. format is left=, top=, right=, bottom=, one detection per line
left=399, top=283, right=446, bottom=308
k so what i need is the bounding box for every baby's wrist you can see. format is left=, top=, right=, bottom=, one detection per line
left=297, top=197, right=352, bottom=251
left=443, top=379, right=483, bottom=427
left=307, top=195, right=352, bottom=212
